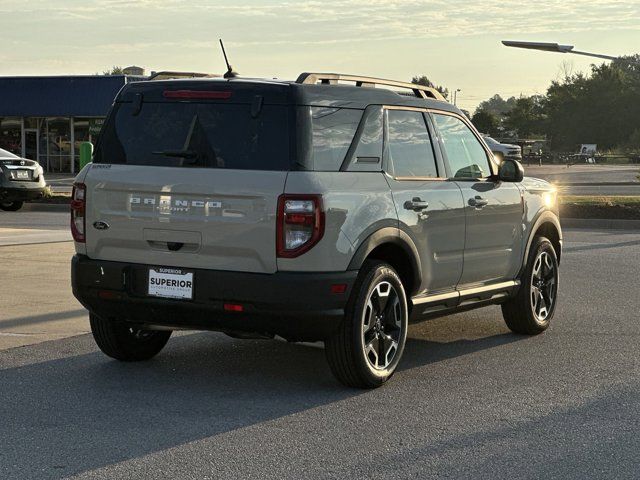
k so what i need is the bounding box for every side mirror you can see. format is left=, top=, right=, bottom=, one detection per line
left=498, top=158, right=524, bottom=182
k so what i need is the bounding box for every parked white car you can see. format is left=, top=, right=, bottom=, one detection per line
left=483, top=136, right=522, bottom=162
left=0, top=147, right=47, bottom=211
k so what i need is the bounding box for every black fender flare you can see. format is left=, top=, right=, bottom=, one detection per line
left=519, top=210, right=562, bottom=277
left=347, top=227, right=422, bottom=296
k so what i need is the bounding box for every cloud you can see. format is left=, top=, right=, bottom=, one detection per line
left=3, top=0, right=640, bottom=43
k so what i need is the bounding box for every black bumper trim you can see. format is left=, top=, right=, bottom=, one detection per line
left=0, top=186, right=46, bottom=202
left=71, top=255, right=357, bottom=341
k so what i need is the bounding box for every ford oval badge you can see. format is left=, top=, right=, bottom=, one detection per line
left=93, top=221, right=110, bottom=230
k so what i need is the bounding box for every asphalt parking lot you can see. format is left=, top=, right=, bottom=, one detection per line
left=1, top=215, right=639, bottom=478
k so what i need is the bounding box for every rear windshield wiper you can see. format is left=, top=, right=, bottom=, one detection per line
left=151, top=150, right=198, bottom=158
left=152, top=149, right=198, bottom=159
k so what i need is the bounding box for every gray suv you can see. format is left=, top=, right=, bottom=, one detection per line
left=71, top=73, right=561, bottom=388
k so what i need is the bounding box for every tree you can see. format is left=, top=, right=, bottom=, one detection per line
left=475, top=94, right=517, bottom=117
left=474, top=54, right=640, bottom=150
left=503, top=95, right=545, bottom=138
left=411, top=75, right=449, bottom=100
left=471, top=109, right=499, bottom=136
left=102, top=66, right=124, bottom=75
left=544, top=56, right=640, bottom=150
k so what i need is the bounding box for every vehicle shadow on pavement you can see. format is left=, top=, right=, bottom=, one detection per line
left=0, top=308, right=87, bottom=329
left=0, top=312, right=522, bottom=479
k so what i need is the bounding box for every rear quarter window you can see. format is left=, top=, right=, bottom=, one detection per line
left=309, top=107, right=362, bottom=171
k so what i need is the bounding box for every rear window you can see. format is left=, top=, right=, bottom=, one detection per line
left=95, top=102, right=290, bottom=170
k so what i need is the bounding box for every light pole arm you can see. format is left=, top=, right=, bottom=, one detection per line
left=502, top=40, right=640, bottom=66
left=570, top=50, right=622, bottom=62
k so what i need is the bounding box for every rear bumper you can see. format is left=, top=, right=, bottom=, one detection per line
left=71, top=255, right=357, bottom=341
left=0, top=186, right=46, bottom=202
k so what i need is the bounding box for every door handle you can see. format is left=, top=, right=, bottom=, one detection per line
left=404, top=197, right=429, bottom=211
left=468, top=196, right=489, bottom=208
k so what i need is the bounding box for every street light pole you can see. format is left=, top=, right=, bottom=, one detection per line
left=501, top=40, right=640, bottom=66
left=453, top=88, right=461, bottom=106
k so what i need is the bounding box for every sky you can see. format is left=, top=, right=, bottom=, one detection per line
left=1, top=0, right=639, bottom=111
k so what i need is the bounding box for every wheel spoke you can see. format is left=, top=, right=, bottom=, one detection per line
left=531, top=285, right=540, bottom=311
left=363, top=300, right=375, bottom=333
left=532, top=256, right=542, bottom=280
left=365, top=339, right=380, bottom=368
left=382, top=295, right=401, bottom=332
left=372, top=282, right=392, bottom=313
left=381, top=333, right=398, bottom=367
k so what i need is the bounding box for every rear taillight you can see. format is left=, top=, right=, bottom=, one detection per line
left=70, top=183, right=86, bottom=243
left=276, top=194, right=324, bottom=258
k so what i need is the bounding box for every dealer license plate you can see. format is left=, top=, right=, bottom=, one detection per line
left=148, top=267, right=194, bottom=300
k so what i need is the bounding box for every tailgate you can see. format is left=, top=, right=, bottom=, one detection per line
left=84, top=165, right=286, bottom=273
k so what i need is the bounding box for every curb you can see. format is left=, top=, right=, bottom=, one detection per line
left=22, top=203, right=69, bottom=212
left=562, top=218, right=640, bottom=230
left=555, top=182, right=640, bottom=187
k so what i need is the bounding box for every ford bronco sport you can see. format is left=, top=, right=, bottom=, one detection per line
left=71, top=73, right=561, bottom=388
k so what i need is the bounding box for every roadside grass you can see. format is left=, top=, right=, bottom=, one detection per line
left=560, top=195, right=640, bottom=220
left=29, top=192, right=71, bottom=204
left=561, top=195, right=640, bottom=205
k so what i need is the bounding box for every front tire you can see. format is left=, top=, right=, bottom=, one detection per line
left=325, top=260, right=408, bottom=388
left=502, top=236, right=559, bottom=335
left=90, top=313, right=172, bottom=361
left=0, top=201, right=24, bottom=211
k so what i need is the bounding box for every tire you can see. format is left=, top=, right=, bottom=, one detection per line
left=0, top=201, right=23, bottom=211
left=325, top=260, right=408, bottom=389
left=502, top=236, right=559, bottom=335
left=90, top=313, right=172, bottom=361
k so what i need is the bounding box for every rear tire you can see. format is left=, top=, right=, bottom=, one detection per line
left=0, top=201, right=23, bottom=211
left=502, top=236, right=559, bottom=335
left=325, top=260, right=408, bottom=389
left=90, top=313, right=172, bottom=361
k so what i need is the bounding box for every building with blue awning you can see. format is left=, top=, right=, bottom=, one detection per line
left=0, top=75, right=140, bottom=173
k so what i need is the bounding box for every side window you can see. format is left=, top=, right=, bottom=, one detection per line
left=386, top=109, right=438, bottom=178
left=310, top=107, right=361, bottom=171
left=347, top=106, right=383, bottom=171
left=432, top=113, right=491, bottom=179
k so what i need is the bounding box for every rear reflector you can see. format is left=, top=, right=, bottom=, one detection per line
left=224, top=303, right=244, bottom=312
left=98, top=290, right=121, bottom=300
left=331, top=284, right=347, bottom=294
left=163, top=90, right=232, bottom=100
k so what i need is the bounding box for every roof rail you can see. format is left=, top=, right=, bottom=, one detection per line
left=296, top=72, right=446, bottom=101
left=147, top=71, right=221, bottom=81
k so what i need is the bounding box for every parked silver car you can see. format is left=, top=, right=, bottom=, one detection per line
left=71, top=73, right=561, bottom=388
left=0, top=147, right=46, bottom=211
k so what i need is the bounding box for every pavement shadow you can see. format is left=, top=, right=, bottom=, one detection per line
left=0, top=308, right=87, bottom=329
left=0, top=317, right=523, bottom=479
left=341, top=381, right=640, bottom=479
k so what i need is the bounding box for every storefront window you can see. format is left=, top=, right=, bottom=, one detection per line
left=0, top=118, right=22, bottom=155
left=45, top=118, right=72, bottom=172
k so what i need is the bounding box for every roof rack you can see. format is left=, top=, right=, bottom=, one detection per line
left=296, top=72, right=446, bottom=101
